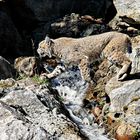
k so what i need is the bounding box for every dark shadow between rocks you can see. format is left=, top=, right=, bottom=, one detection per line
left=123, top=73, right=140, bottom=81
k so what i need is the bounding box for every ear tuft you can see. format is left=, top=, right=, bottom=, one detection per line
left=45, top=36, right=54, bottom=46
left=45, top=36, right=51, bottom=44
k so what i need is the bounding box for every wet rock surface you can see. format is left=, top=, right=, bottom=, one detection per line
left=51, top=67, right=109, bottom=139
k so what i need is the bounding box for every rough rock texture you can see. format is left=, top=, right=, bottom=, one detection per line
left=105, top=78, right=140, bottom=139
left=115, top=122, right=136, bottom=140
left=0, top=69, right=109, bottom=140
left=110, top=0, right=140, bottom=36
left=106, top=79, right=140, bottom=112
left=105, top=36, right=140, bottom=139
left=131, top=35, right=140, bottom=73
left=0, top=56, right=16, bottom=80
left=0, top=79, right=83, bottom=140
left=113, top=0, right=140, bottom=21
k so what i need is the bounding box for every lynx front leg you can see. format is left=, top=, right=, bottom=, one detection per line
left=108, top=51, right=132, bottom=81
left=41, top=65, right=66, bottom=79
left=48, top=65, right=66, bottom=78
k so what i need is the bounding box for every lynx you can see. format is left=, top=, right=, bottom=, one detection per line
left=37, top=32, right=132, bottom=82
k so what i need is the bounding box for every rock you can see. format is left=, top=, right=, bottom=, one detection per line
left=50, top=13, right=110, bottom=38
left=0, top=78, right=15, bottom=88
left=104, top=36, right=140, bottom=138
left=106, top=78, right=140, bottom=112
left=110, top=0, right=140, bottom=35
left=129, top=35, right=140, bottom=74
left=118, top=16, right=140, bottom=30
left=116, top=122, right=136, bottom=140
left=0, top=56, right=16, bottom=80
left=0, top=80, right=83, bottom=140
left=14, top=56, right=42, bottom=77
left=113, top=0, right=140, bottom=22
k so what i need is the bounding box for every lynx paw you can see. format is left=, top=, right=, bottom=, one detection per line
left=117, top=72, right=127, bottom=81
left=117, top=62, right=131, bottom=81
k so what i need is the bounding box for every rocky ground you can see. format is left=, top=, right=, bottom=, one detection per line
left=0, top=0, right=140, bottom=140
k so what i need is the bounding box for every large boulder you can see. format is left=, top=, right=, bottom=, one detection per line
left=110, top=0, right=140, bottom=34
left=114, top=0, right=140, bottom=21
left=0, top=77, right=109, bottom=140
left=105, top=78, right=140, bottom=139
left=0, top=80, right=83, bottom=140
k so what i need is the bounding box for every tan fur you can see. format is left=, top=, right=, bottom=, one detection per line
left=37, top=32, right=132, bottom=82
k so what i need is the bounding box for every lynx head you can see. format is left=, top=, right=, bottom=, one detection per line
left=37, top=36, right=54, bottom=58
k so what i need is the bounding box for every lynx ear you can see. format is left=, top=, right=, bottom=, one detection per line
left=45, top=36, right=54, bottom=47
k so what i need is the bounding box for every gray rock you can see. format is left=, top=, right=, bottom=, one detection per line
left=105, top=36, right=140, bottom=136
left=106, top=78, right=140, bottom=112
left=0, top=82, right=83, bottom=140
left=110, top=0, right=140, bottom=31
left=130, top=36, right=140, bottom=73
left=114, top=0, right=140, bottom=21
left=105, top=78, right=140, bottom=136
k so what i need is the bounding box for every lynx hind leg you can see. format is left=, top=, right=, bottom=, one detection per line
left=107, top=51, right=132, bottom=81
left=79, top=56, right=93, bottom=83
